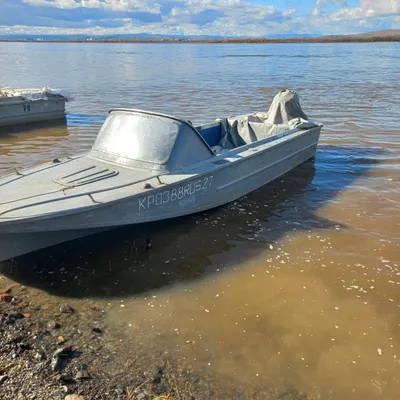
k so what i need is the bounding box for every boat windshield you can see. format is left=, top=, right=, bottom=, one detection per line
left=91, top=111, right=179, bottom=164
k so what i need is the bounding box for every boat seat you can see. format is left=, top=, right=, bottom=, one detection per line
left=196, top=122, right=222, bottom=148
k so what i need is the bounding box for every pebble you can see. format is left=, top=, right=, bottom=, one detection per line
left=59, top=374, right=74, bottom=383
left=60, top=304, right=74, bottom=314
left=48, top=321, right=61, bottom=330
left=11, top=297, right=21, bottom=305
left=18, top=342, right=31, bottom=352
left=34, top=350, right=46, bottom=361
left=51, top=346, right=73, bottom=372
left=75, top=368, right=91, bottom=380
left=92, top=327, right=103, bottom=334
left=65, top=396, right=84, bottom=400
left=6, top=313, right=24, bottom=323
left=0, top=293, right=12, bottom=302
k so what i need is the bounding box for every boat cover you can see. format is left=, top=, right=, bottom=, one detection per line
left=0, top=87, right=74, bottom=101
left=217, top=89, right=319, bottom=150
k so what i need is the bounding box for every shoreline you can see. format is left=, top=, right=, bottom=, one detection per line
left=1, top=38, right=400, bottom=44
left=0, top=280, right=307, bottom=400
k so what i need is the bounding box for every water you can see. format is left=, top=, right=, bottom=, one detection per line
left=1, top=42, right=400, bottom=399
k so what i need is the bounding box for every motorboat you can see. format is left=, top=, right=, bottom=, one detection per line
left=0, top=87, right=73, bottom=129
left=0, top=89, right=322, bottom=262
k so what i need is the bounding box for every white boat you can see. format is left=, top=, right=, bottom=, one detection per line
left=0, top=87, right=74, bottom=128
left=0, top=89, right=322, bottom=262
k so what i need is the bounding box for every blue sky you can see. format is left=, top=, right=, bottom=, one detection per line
left=1, top=0, right=399, bottom=36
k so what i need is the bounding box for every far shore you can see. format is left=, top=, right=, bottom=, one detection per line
left=1, top=37, right=400, bottom=44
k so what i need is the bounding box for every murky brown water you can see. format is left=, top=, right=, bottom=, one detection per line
left=1, top=42, right=400, bottom=399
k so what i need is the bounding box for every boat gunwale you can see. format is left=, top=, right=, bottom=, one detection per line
left=0, top=95, right=67, bottom=107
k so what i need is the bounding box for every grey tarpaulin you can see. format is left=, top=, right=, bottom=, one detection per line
left=215, top=89, right=320, bottom=151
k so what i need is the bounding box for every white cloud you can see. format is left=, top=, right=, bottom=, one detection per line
left=359, top=0, right=400, bottom=15
left=283, top=8, right=297, bottom=17
left=313, top=0, right=400, bottom=19
left=308, top=0, right=400, bottom=31
left=315, top=0, right=347, bottom=9
left=0, top=0, right=399, bottom=36
left=360, top=0, right=400, bottom=14
left=323, top=0, right=400, bottom=23
left=303, top=0, right=400, bottom=35
left=2, top=0, right=298, bottom=35
left=23, top=0, right=163, bottom=12
left=312, top=0, right=347, bottom=15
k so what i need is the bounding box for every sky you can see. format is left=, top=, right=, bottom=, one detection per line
left=0, top=0, right=399, bottom=37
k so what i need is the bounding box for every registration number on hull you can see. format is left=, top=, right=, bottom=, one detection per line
left=138, top=175, right=214, bottom=210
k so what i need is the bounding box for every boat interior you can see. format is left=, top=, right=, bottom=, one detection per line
left=196, top=121, right=223, bottom=148
left=195, top=89, right=319, bottom=154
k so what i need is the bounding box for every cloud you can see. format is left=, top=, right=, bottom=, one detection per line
left=283, top=8, right=297, bottom=17
left=321, top=0, right=400, bottom=24
left=1, top=0, right=296, bottom=34
left=22, top=0, right=162, bottom=13
left=0, top=0, right=399, bottom=36
left=1, top=0, right=163, bottom=27
left=313, top=0, right=400, bottom=18
left=359, top=0, right=400, bottom=16
left=168, top=8, right=225, bottom=26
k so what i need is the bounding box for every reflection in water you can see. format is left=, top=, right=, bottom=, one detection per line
left=0, top=152, right=356, bottom=298
left=1, top=42, right=400, bottom=399
left=0, top=117, right=67, bottom=135
left=0, top=120, right=98, bottom=172
left=67, top=113, right=105, bottom=126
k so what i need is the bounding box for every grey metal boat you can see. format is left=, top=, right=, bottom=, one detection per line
left=0, top=87, right=73, bottom=128
left=0, top=90, right=322, bottom=262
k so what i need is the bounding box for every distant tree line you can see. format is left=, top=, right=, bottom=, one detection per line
left=1, top=36, right=399, bottom=44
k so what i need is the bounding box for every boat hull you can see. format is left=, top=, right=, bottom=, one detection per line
left=0, top=97, right=66, bottom=128
left=0, top=228, right=105, bottom=263
left=0, top=127, right=320, bottom=262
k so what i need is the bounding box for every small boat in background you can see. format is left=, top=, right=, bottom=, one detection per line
left=0, top=87, right=74, bottom=129
left=0, top=89, right=322, bottom=262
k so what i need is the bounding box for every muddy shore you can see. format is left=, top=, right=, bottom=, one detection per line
left=1, top=282, right=308, bottom=400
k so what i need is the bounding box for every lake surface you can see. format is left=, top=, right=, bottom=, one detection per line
left=1, top=42, right=400, bottom=399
